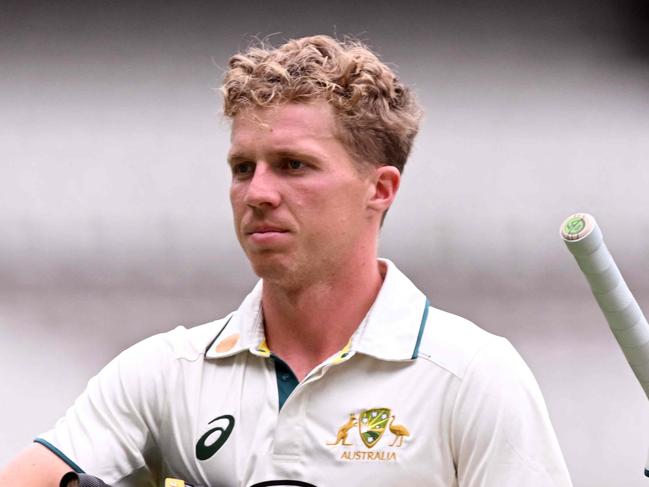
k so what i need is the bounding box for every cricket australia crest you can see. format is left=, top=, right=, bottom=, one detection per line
left=326, top=407, right=411, bottom=461
left=358, top=407, right=391, bottom=448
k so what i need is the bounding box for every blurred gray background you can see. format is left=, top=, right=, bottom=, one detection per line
left=1, top=0, right=649, bottom=485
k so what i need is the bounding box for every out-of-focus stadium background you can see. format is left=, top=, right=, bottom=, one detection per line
left=1, top=1, right=649, bottom=485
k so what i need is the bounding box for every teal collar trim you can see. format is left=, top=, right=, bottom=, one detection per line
left=272, top=355, right=299, bottom=411
left=412, top=298, right=430, bottom=359
left=353, top=260, right=430, bottom=361
left=34, top=438, right=84, bottom=473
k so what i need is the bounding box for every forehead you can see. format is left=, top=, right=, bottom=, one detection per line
left=229, top=101, right=338, bottom=154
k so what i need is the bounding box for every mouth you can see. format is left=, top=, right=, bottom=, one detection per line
left=245, top=226, right=289, bottom=236
left=243, top=224, right=291, bottom=247
left=245, top=227, right=290, bottom=250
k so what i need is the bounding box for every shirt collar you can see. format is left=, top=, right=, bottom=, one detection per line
left=205, top=259, right=429, bottom=362
left=204, top=279, right=267, bottom=359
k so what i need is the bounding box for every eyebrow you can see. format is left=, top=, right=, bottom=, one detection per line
left=226, top=152, right=249, bottom=165
left=227, top=148, right=323, bottom=165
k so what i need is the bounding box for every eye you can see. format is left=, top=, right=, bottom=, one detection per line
left=284, top=159, right=305, bottom=171
left=231, top=161, right=254, bottom=177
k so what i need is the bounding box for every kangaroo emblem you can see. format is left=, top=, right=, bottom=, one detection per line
left=327, top=413, right=358, bottom=446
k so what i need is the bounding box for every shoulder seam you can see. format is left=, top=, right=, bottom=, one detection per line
left=448, top=337, right=507, bottom=461
left=415, top=353, right=463, bottom=379
left=416, top=333, right=504, bottom=380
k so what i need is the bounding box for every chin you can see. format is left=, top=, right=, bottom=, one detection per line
left=248, top=254, right=291, bottom=280
left=248, top=255, right=311, bottom=291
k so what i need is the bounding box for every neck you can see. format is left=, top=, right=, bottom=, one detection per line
left=261, top=255, right=384, bottom=381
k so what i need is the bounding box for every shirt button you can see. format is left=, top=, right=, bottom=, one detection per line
left=281, top=373, right=291, bottom=381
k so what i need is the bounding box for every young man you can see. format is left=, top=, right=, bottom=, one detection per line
left=0, top=36, right=573, bottom=486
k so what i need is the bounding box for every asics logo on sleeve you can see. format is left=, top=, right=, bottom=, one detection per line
left=195, top=414, right=235, bottom=460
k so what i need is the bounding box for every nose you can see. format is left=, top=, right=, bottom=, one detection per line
left=243, top=162, right=281, bottom=209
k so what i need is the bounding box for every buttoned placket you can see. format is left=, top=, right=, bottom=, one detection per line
left=270, top=351, right=356, bottom=461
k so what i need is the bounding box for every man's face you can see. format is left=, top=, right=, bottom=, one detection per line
left=228, top=101, right=375, bottom=287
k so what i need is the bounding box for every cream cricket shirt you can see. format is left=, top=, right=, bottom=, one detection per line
left=37, top=260, right=573, bottom=486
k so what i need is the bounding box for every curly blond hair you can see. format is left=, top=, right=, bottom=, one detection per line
left=221, top=35, right=422, bottom=173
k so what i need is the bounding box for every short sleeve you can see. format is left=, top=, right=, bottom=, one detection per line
left=451, top=337, right=573, bottom=487
left=36, top=333, right=174, bottom=486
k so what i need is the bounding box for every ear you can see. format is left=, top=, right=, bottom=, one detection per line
left=367, top=165, right=401, bottom=215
